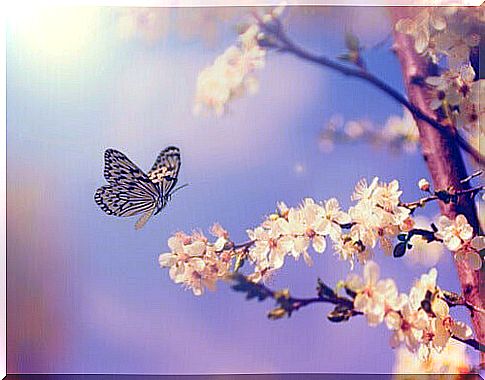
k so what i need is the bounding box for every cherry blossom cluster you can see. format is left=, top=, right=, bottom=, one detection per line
left=395, top=8, right=482, bottom=134
left=193, top=5, right=286, bottom=116
left=246, top=197, right=352, bottom=281
left=346, top=261, right=473, bottom=361
left=193, top=24, right=264, bottom=116
left=435, top=214, right=484, bottom=270
left=244, top=177, right=422, bottom=280
left=393, top=340, right=470, bottom=376
left=319, top=109, right=420, bottom=156
left=160, top=177, right=484, bottom=295
left=159, top=224, right=233, bottom=296
left=336, top=178, right=411, bottom=262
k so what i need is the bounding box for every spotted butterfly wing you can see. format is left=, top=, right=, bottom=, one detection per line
left=147, top=146, right=181, bottom=195
left=95, top=149, right=162, bottom=229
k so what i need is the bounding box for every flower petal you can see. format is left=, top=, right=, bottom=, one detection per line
left=312, top=235, right=327, bottom=253
left=364, top=261, right=380, bottom=286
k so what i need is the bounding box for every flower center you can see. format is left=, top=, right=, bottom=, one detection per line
left=305, top=228, right=316, bottom=238
left=443, top=316, right=454, bottom=330
left=422, top=331, right=434, bottom=343
left=401, top=319, right=411, bottom=332
left=221, top=251, right=232, bottom=263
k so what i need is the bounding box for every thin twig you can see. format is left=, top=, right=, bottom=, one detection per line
left=230, top=273, right=357, bottom=313
left=443, top=290, right=485, bottom=315
left=460, top=170, right=483, bottom=184
left=232, top=240, right=255, bottom=250
left=284, top=292, right=356, bottom=311
left=399, top=186, right=484, bottom=211
left=399, top=195, right=438, bottom=211
left=254, top=17, right=484, bottom=165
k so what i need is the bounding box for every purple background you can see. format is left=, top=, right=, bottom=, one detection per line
left=7, top=6, right=474, bottom=374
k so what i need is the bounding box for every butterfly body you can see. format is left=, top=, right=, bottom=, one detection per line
left=94, top=146, right=182, bottom=229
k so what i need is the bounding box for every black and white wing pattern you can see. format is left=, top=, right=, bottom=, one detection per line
left=147, top=146, right=181, bottom=195
left=95, top=149, right=161, bottom=229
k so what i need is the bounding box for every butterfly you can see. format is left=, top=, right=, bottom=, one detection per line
left=94, top=146, right=187, bottom=230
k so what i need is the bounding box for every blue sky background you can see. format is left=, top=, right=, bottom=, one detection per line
left=6, top=6, right=474, bottom=374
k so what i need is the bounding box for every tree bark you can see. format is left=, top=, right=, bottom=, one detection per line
left=389, top=8, right=484, bottom=362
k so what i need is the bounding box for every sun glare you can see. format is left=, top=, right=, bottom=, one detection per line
left=7, top=5, right=100, bottom=63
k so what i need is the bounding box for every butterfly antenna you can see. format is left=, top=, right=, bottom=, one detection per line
left=171, top=183, right=189, bottom=195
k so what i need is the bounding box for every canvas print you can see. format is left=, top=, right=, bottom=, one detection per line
left=6, top=3, right=484, bottom=377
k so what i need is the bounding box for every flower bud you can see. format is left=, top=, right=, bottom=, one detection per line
left=418, top=178, right=430, bottom=192
left=269, top=213, right=279, bottom=221
left=268, top=307, right=287, bottom=320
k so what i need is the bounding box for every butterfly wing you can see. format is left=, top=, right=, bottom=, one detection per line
left=95, top=149, right=161, bottom=226
left=147, top=146, right=181, bottom=195
left=94, top=184, right=158, bottom=217
left=104, top=149, right=152, bottom=187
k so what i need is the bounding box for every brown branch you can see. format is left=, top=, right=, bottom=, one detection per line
left=389, top=7, right=484, bottom=362
left=253, top=17, right=485, bottom=165
left=444, top=290, right=485, bottom=315
left=399, top=185, right=484, bottom=212
left=461, top=170, right=483, bottom=184
left=230, top=273, right=358, bottom=315
left=230, top=274, right=485, bottom=352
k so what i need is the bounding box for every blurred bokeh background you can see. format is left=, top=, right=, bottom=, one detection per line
left=6, top=5, right=475, bottom=374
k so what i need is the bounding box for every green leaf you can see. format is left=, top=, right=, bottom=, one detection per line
left=393, top=242, right=407, bottom=258
left=344, top=287, right=357, bottom=299
left=421, top=299, right=432, bottom=314
left=233, top=254, right=245, bottom=272
left=345, top=32, right=360, bottom=52
left=317, top=278, right=336, bottom=299
left=230, top=273, right=272, bottom=302
left=268, top=307, right=287, bottom=320
left=442, top=290, right=460, bottom=303
left=327, top=304, right=353, bottom=323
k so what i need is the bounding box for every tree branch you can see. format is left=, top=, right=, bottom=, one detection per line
left=229, top=273, right=485, bottom=353
left=399, top=185, right=484, bottom=212
left=229, top=273, right=359, bottom=318
left=444, top=290, right=485, bottom=315
left=254, top=17, right=484, bottom=165
left=388, top=7, right=484, bottom=362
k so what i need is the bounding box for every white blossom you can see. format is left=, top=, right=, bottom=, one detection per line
left=193, top=35, right=265, bottom=116
left=193, top=5, right=287, bottom=116
left=386, top=303, right=429, bottom=352
left=382, top=109, right=420, bottom=153
left=159, top=229, right=232, bottom=295
left=395, top=8, right=481, bottom=135
left=454, top=234, right=484, bottom=270
left=436, top=214, right=473, bottom=251
left=346, top=261, right=407, bottom=326
left=393, top=340, right=471, bottom=374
